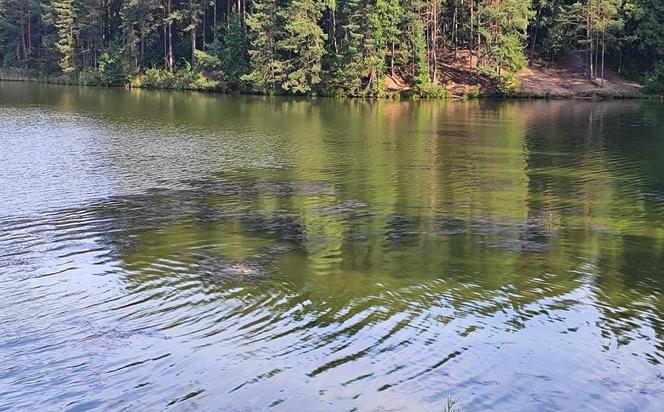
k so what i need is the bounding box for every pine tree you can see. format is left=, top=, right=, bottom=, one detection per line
left=326, top=0, right=367, bottom=95
left=51, top=0, right=76, bottom=73
left=369, top=0, right=403, bottom=77
left=242, top=0, right=284, bottom=93
left=277, top=0, right=327, bottom=94
left=1, top=0, right=662, bottom=95
left=76, top=0, right=104, bottom=70
left=402, top=0, right=430, bottom=86
left=478, top=0, right=531, bottom=75
left=0, top=0, right=25, bottom=67
left=364, top=0, right=404, bottom=93
left=184, top=0, right=203, bottom=63
left=637, top=0, right=664, bottom=57
left=121, top=0, right=162, bottom=69
left=218, top=11, right=249, bottom=87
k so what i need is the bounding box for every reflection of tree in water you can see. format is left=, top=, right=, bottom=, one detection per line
left=519, top=101, right=664, bottom=352
left=21, top=98, right=663, bottom=366
left=77, top=175, right=571, bottom=317
left=7, top=88, right=664, bottom=409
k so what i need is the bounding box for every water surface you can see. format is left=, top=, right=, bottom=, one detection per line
left=1, top=83, right=664, bottom=411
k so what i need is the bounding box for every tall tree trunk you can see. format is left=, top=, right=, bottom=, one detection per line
left=594, top=36, right=599, bottom=80
left=332, top=9, right=337, bottom=54
left=391, top=41, right=395, bottom=76
left=192, top=29, right=196, bottom=63
left=601, top=31, right=605, bottom=87
left=432, top=0, right=438, bottom=82
left=476, top=1, right=481, bottom=70
left=168, top=0, right=173, bottom=72
left=470, top=0, right=474, bottom=70
left=19, top=0, right=26, bottom=63
left=529, top=2, right=543, bottom=63
left=163, top=5, right=168, bottom=70
left=452, top=1, right=458, bottom=59
left=140, top=31, right=145, bottom=65
left=190, top=0, right=197, bottom=62
left=101, top=0, right=106, bottom=47
left=213, top=1, right=217, bottom=41
left=587, top=14, right=593, bottom=80
left=618, top=45, right=622, bottom=75
left=27, top=2, right=32, bottom=58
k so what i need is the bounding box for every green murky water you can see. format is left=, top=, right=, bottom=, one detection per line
left=1, top=82, right=664, bottom=411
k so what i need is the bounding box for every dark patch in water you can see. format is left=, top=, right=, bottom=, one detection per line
left=433, top=217, right=466, bottom=236
left=385, top=215, right=420, bottom=245
left=195, top=253, right=267, bottom=282
left=317, top=199, right=371, bottom=218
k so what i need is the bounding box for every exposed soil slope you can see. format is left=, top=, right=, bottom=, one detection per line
left=518, top=52, right=642, bottom=98
left=437, top=50, right=642, bottom=98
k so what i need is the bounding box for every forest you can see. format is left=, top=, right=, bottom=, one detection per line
left=1, top=0, right=663, bottom=96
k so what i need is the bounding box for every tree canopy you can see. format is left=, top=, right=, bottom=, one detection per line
left=1, top=0, right=662, bottom=95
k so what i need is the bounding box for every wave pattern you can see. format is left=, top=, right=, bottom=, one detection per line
left=1, top=86, right=664, bottom=411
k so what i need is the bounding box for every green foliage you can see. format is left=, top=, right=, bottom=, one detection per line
left=643, top=62, right=664, bottom=94
left=368, top=0, right=403, bottom=77
left=242, top=0, right=285, bottom=93
left=495, top=33, right=528, bottom=72
left=0, top=0, right=40, bottom=68
left=131, top=63, right=218, bottom=90
left=462, top=85, right=483, bottom=99
left=416, top=81, right=452, bottom=98
left=496, top=72, right=521, bottom=96
left=133, top=67, right=176, bottom=88
left=120, top=0, right=162, bottom=69
left=217, top=12, right=249, bottom=87
left=77, top=69, right=101, bottom=85
left=397, top=0, right=430, bottom=86
left=324, top=0, right=367, bottom=96
left=277, top=0, right=327, bottom=94
left=51, top=0, right=76, bottom=73
left=176, top=61, right=219, bottom=89
left=634, top=0, right=664, bottom=73
left=1, top=0, right=662, bottom=96
left=98, top=48, right=129, bottom=86
left=478, top=0, right=530, bottom=75
left=193, top=49, right=221, bottom=72
left=477, top=64, right=499, bottom=81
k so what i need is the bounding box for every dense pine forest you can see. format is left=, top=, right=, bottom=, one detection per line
left=1, top=0, right=663, bottom=96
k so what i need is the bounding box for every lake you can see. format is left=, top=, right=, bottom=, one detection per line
left=1, top=82, right=664, bottom=411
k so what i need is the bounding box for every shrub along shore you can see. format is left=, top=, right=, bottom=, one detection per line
left=0, top=61, right=649, bottom=100
left=1, top=0, right=663, bottom=99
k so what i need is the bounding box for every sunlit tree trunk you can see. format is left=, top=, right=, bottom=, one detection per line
left=601, top=30, right=605, bottom=87
left=587, top=2, right=593, bottom=80
left=470, top=0, right=474, bottom=70
left=168, top=0, right=173, bottom=72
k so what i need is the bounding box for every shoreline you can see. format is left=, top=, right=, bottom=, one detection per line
left=0, top=74, right=651, bottom=101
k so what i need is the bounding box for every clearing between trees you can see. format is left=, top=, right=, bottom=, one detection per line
left=389, top=50, right=642, bottom=98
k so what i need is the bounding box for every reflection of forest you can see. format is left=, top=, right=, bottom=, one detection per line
left=27, top=93, right=657, bottom=356
left=4, top=84, right=662, bottom=349
left=6, top=84, right=664, bottom=412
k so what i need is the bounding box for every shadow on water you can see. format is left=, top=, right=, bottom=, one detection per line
left=1, top=82, right=664, bottom=410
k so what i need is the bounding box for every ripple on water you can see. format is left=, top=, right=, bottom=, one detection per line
left=2, top=94, right=664, bottom=411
